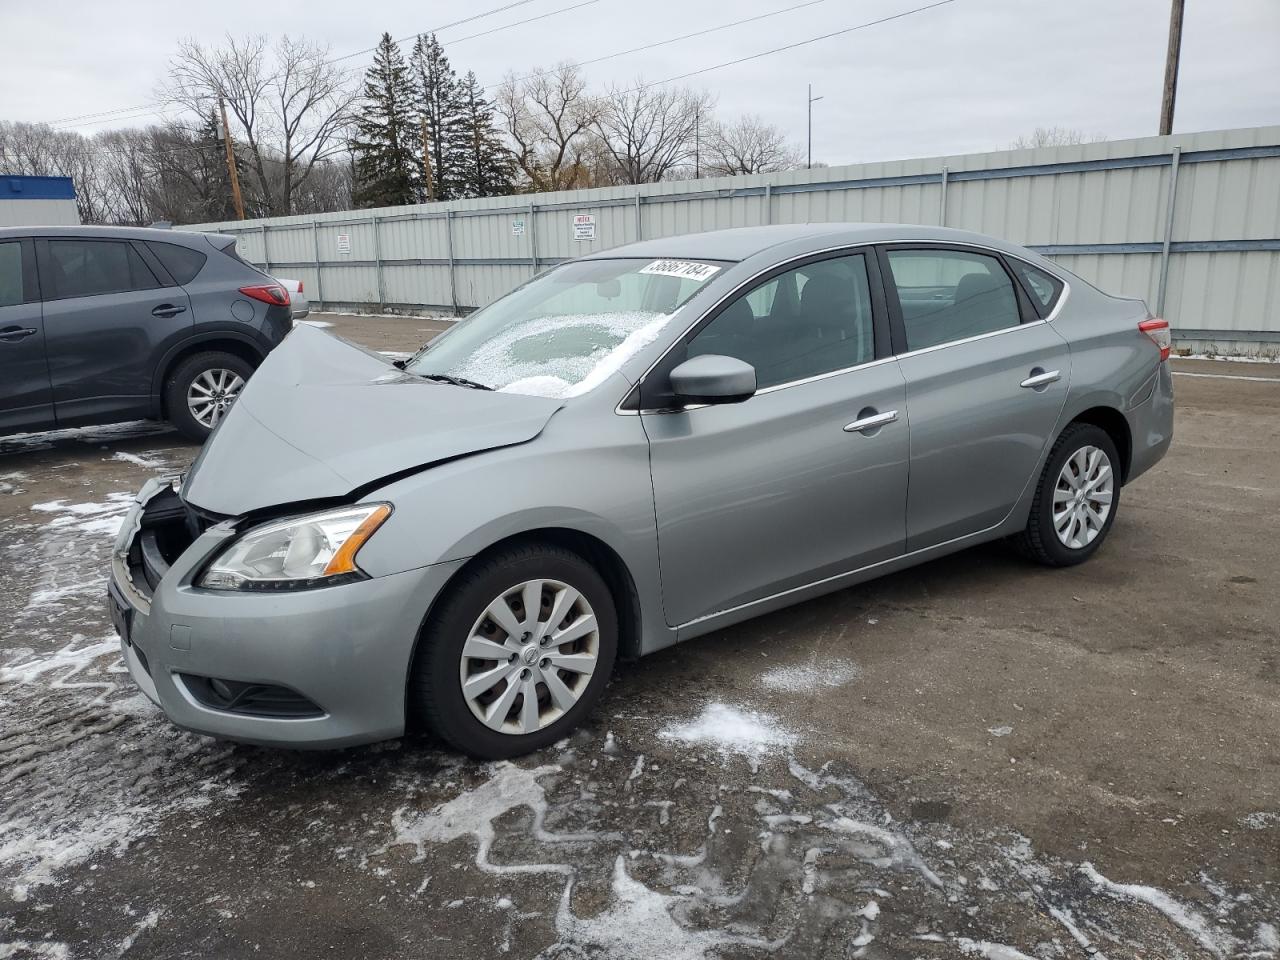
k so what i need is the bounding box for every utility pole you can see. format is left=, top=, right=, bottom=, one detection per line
left=807, top=84, right=824, bottom=169
left=218, top=95, right=246, bottom=220
left=1158, top=0, right=1185, bottom=136
left=420, top=116, right=436, bottom=202
left=694, top=108, right=700, bottom=179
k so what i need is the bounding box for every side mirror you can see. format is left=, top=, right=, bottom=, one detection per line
left=668, top=354, right=756, bottom=405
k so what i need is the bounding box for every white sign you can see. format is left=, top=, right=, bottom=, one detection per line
left=572, top=214, right=596, bottom=242
left=639, top=259, right=722, bottom=282
left=336, top=233, right=352, bottom=256
left=512, top=218, right=526, bottom=237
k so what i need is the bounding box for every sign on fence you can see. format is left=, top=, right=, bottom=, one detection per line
left=336, top=234, right=352, bottom=256
left=572, top=214, right=596, bottom=242
left=511, top=218, right=526, bottom=237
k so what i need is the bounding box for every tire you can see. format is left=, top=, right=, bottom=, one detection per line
left=411, top=542, right=619, bottom=759
left=1015, top=422, right=1122, bottom=567
left=164, top=351, right=254, bottom=442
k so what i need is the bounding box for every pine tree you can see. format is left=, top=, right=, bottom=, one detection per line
left=351, top=32, right=420, bottom=208
left=410, top=33, right=466, bottom=201
left=455, top=72, right=516, bottom=198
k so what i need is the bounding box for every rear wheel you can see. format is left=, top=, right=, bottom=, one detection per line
left=1016, top=423, right=1121, bottom=567
left=164, top=351, right=253, bottom=442
left=411, top=542, right=618, bottom=759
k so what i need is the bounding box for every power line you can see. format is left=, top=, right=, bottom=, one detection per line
left=643, top=0, right=958, bottom=89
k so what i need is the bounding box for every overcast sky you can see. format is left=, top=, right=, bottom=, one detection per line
left=4, top=0, right=1278, bottom=164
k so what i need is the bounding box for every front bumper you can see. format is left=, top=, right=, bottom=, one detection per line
left=108, top=478, right=464, bottom=749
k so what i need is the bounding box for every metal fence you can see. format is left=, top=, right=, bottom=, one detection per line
left=189, top=125, right=1280, bottom=350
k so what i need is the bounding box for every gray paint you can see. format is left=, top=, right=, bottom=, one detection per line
left=111, top=223, right=1174, bottom=749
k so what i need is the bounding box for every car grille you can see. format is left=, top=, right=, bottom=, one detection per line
left=124, top=488, right=229, bottom=599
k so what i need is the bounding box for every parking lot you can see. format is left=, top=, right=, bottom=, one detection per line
left=1, top=314, right=1277, bottom=959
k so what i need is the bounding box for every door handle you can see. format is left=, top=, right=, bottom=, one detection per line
left=0, top=325, right=37, bottom=343
left=844, top=409, right=898, bottom=434
left=151, top=304, right=187, bottom=318
left=1020, top=369, right=1061, bottom=389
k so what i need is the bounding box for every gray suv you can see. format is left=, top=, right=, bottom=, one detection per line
left=0, top=225, right=292, bottom=441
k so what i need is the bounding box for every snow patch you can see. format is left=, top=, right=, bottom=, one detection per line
left=759, top=658, right=859, bottom=694
left=1081, top=862, right=1234, bottom=957
left=987, top=725, right=1014, bottom=738
left=658, top=704, right=798, bottom=767
left=955, top=938, right=1037, bottom=959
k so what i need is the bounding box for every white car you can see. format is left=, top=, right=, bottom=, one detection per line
left=275, top=277, right=310, bottom=321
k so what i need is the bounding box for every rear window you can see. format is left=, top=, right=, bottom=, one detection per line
left=46, top=239, right=159, bottom=299
left=1010, top=260, right=1064, bottom=315
left=147, top=241, right=207, bottom=285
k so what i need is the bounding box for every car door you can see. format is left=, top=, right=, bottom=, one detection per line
left=641, top=250, right=909, bottom=627
left=880, top=244, right=1071, bottom=551
left=0, top=238, right=55, bottom=433
left=37, top=237, right=192, bottom=426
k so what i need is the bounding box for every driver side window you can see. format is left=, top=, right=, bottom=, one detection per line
left=688, top=253, right=874, bottom=390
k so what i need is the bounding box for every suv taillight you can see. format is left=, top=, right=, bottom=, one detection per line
left=1138, top=318, right=1171, bottom=362
left=296, top=280, right=304, bottom=294
left=239, top=284, right=290, bottom=307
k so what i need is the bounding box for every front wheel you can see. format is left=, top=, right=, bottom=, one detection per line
left=411, top=543, right=618, bottom=759
left=164, top=351, right=253, bottom=442
left=1016, top=423, right=1121, bottom=567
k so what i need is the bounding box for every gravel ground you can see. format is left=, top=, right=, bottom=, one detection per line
left=0, top=315, right=1276, bottom=959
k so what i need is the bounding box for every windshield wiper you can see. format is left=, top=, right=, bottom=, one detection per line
left=411, top=371, right=494, bottom=391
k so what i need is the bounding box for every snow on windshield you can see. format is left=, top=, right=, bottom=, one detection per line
left=440, top=310, right=673, bottom=399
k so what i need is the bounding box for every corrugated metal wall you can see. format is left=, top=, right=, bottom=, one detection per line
left=189, top=125, right=1280, bottom=347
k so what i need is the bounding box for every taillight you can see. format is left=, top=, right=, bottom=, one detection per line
left=296, top=280, right=304, bottom=294
left=1139, top=318, right=1171, bottom=362
left=239, top=284, right=290, bottom=307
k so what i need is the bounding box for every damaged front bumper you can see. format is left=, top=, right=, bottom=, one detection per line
left=106, top=477, right=464, bottom=749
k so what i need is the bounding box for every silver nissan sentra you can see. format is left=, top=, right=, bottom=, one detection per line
left=108, top=223, right=1173, bottom=758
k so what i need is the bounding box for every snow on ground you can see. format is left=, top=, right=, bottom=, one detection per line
left=0, top=420, right=172, bottom=454
left=30, top=493, right=135, bottom=540
left=1081, top=862, right=1235, bottom=957
left=658, top=703, right=798, bottom=769
left=759, top=657, right=859, bottom=694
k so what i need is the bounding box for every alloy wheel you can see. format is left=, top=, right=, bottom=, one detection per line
left=187, top=368, right=245, bottom=429
left=459, top=579, right=600, bottom=736
left=1053, top=444, right=1114, bottom=549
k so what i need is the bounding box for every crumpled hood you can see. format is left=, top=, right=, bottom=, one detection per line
left=182, top=325, right=563, bottom=515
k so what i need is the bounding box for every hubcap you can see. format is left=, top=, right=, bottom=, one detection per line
left=459, top=579, right=600, bottom=736
left=187, top=368, right=245, bottom=429
left=1053, top=444, right=1114, bottom=549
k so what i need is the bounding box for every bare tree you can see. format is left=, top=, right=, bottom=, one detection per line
left=0, top=121, right=110, bottom=222
left=496, top=62, right=597, bottom=192
left=95, top=129, right=152, bottom=225
left=1010, top=126, right=1107, bottom=149
left=591, top=81, right=715, bottom=184
left=703, top=115, right=802, bottom=176
left=162, top=34, right=359, bottom=216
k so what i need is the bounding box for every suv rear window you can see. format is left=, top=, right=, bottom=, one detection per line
left=147, top=241, right=207, bottom=285
left=0, top=242, right=23, bottom=307
left=46, top=239, right=159, bottom=299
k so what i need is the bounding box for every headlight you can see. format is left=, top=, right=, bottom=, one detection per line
left=199, top=503, right=392, bottom=590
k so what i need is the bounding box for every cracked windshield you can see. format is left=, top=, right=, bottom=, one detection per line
left=404, top=258, right=724, bottom=397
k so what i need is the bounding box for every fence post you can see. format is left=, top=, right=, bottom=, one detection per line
left=528, top=203, right=538, bottom=277
left=310, top=221, right=324, bottom=309
left=446, top=209, right=458, bottom=316
left=371, top=215, right=385, bottom=311
left=763, top=183, right=772, bottom=225
left=939, top=166, right=949, bottom=227
left=634, top=192, right=642, bottom=240
left=260, top=224, right=269, bottom=273
left=1156, top=145, right=1181, bottom=319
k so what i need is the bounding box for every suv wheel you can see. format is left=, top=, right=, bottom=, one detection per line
left=1016, top=422, right=1121, bottom=567
left=164, top=351, right=253, bottom=442
left=411, top=542, right=618, bottom=759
